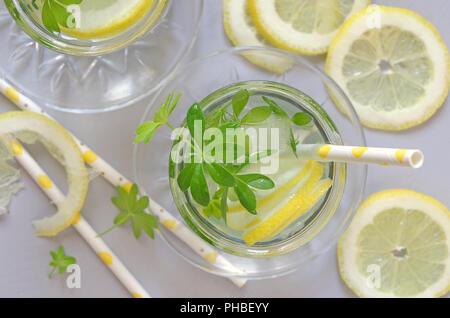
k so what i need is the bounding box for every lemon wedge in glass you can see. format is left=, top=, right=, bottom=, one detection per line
left=242, top=161, right=331, bottom=246
left=226, top=159, right=313, bottom=232
left=338, top=189, right=450, bottom=298
left=0, top=112, right=88, bottom=236
left=248, top=0, right=370, bottom=55
left=326, top=6, right=450, bottom=130
left=224, top=160, right=332, bottom=247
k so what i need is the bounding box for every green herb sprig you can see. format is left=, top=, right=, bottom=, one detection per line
left=205, top=89, right=271, bottom=128
left=48, top=245, right=76, bottom=278
left=41, top=0, right=83, bottom=34
left=98, top=184, right=158, bottom=239
left=135, top=89, right=312, bottom=221
left=175, top=99, right=275, bottom=215
left=136, top=90, right=275, bottom=216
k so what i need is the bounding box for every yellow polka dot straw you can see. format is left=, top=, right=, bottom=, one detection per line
left=300, top=144, right=424, bottom=168
left=11, top=139, right=151, bottom=298
left=0, top=77, right=247, bottom=288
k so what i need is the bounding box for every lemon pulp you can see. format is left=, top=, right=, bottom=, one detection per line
left=326, top=6, right=450, bottom=130
left=338, top=189, right=450, bottom=298
left=248, top=0, right=370, bottom=55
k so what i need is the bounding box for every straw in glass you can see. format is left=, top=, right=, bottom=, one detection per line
left=0, top=78, right=247, bottom=287
left=297, top=144, right=424, bottom=168
left=9, top=139, right=150, bottom=298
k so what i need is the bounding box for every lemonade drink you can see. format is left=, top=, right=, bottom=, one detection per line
left=170, top=81, right=339, bottom=254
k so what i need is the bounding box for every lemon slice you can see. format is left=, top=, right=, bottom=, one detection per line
left=61, top=0, right=166, bottom=39
left=223, top=0, right=293, bottom=73
left=227, top=160, right=313, bottom=231
left=338, top=189, right=450, bottom=298
left=228, top=157, right=310, bottom=213
left=243, top=161, right=332, bottom=246
left=0, top=112, right=88, bottom=236
left=326, top=6, right=450, bottom=130
left=248, top=0, right=370, bottom=55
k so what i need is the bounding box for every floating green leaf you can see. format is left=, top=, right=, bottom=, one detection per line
left=292, top=112, right=313, bottom=126
left=187, top=103, right=205, bottom=147
left=190, top=164, right=210, bottom=206
left=238, top=174, right=275, bottom=190
left=232, top=89, right=250, bottom=117
left=262, top=96, right=288, bottom=118
left=177, top=163, right=197, bottom=191
left=41, top=0, right=83, bottom=34
left=241, top=106, right=272, bottom=124
left=42, top=0, right=60, bottom=34
left=289, top=129, right=298, bottom=158
left=234, top=180, right=257, bottom=214
left=204, top=163, right=235, bottom=187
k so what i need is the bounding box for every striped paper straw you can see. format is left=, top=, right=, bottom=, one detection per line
left=0, top=78, right=247, bottom=287
left=298, top=144, right=424, bottom=168
left=10, top=139, right=150, bottom=298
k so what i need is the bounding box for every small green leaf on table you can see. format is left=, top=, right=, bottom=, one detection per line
left=48, top=246, right=76, bottom=278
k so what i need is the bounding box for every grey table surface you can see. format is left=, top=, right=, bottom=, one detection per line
left=0, top=0, right=449, bottom=298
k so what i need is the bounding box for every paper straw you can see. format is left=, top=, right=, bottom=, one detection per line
left=298, top=144, right=424, bottom=168
left=10, top=139, right=150, bottom=298
left=0, top=78, right=247, bottom=287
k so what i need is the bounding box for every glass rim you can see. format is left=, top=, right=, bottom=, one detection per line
left=5, top=0, right=172, bottom=56
left=138, top=46, right=365, bottom=129
left=169, top=80, right=347, bottom=258
left=132, top=46, right=368, bottom=278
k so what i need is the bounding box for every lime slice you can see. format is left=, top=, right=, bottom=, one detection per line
left=242, top=161, right=332, bottom=246
left=223, top=0, right=293, bottom=73
left=338, top=189, right=450, bottom=298
left=0, top=112, right=88, bottom=236
left=248, top=0, right=370, bottom=55
left=59, top=0, right=166, bottom=39
left=326, top=6, right=450, bottom=130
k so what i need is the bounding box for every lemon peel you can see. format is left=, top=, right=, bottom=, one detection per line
left=0, top=112, right=88, bottom=236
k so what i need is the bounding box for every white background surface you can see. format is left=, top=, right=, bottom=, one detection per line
left=0, top=0, right=449, bottom=298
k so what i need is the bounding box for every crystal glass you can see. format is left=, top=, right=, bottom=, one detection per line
left=0, top=0, right=203, bottom=113
left=5, top=0, right=168, bottom=55
left=133, top=47, right=367, bottom=279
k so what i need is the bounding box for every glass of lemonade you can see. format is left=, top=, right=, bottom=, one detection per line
left=134, top=47, right=367, bottom=278
left=4, top=0, right=169, bottom=55
left=170, top=81, right=343, bottom=257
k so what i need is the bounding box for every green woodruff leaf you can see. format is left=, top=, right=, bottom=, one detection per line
left=292, top=112, right=313, bottom=126
left=41, top=0, right=83, bottom=34
left=232, top=89, right=250, bottom=117
left=240, top=106, right=272, bottom=124
left=99, top=184, right=158, bottom=239
left=135, top=91, right=182, bottom=144
left=133, top=90, right=305, bottom=217
left=48, top=245, right=76, bottom=278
